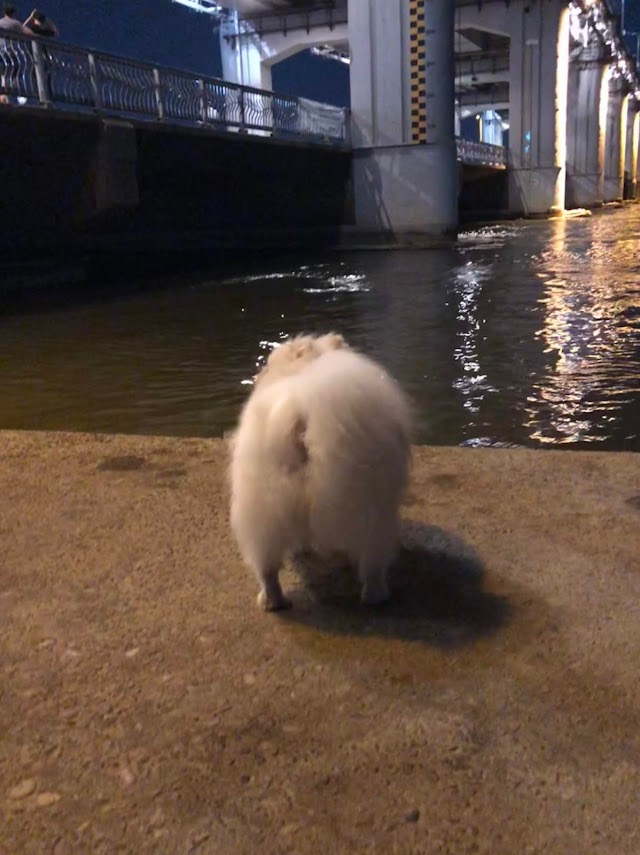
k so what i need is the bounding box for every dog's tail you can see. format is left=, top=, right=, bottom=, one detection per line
left=264, top=396, right=308, bottom=473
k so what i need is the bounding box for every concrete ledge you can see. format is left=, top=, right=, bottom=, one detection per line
left=2, top=431, right=640, bottom=853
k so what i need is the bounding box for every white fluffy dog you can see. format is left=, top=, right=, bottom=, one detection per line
left=229, top=333, right=411, bottom=611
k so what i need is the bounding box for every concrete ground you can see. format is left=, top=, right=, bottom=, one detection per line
left=1, top=430, right=639, bottom=855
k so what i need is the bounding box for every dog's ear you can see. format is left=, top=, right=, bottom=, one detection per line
left=321, top=333, right=347, bottom=351
left=291, top=339, right=312, bottom=360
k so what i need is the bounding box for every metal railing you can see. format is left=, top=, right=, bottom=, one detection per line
left=456, top=138, right=507, bottom=168
left=0, top=32, right=349, bottom=145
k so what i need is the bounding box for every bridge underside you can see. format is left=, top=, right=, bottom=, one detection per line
left=225, top=2, right=510, bottom=138
left=222, top=0, right=640, bottom=226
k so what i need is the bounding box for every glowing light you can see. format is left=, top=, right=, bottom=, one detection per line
left=569, top=3, right=588, bottom=47
left=619, top=94, right=630, bottom=186
left=171, top=0, right=221, bottom=13
left=598, top=64, right=611, bottom=200
left=632, top=111, right=640, bottom=186
left=311, top=45, right=350, bottom=65
left=554, top=8, right=570, bottom=213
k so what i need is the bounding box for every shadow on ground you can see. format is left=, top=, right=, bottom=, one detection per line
left=280, top=520, right=511, bottom=648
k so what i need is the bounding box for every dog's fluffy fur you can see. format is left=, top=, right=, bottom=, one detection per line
left=229, top=333, right=411, bottom=610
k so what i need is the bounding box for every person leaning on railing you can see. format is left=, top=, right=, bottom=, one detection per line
left=0, top=3, right=30, bottom=104
left=23, top=7, right=57, bottom=38
left=23, top=9, right=58, bottom=105
left=0, top=2, right=30, bottom=34
left=0, top=5, right=58, bottom=105
left=0, top=3, right=57, bottom=36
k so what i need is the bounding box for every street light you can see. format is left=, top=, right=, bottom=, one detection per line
left=171, top=0, right=221, bottom=13
left=476, top=113, right=483, bottom=142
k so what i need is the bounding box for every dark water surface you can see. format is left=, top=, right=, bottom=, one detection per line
left=2, top=208, right=640, bottom=450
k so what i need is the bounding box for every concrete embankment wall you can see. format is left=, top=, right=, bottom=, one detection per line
left=0, top=106, right=353, bottom=261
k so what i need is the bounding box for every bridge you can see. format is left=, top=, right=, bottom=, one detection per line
left=211, top=0, right=640, bottom=233
left=1, top=0, right=636, bottom=245
left=0, top=29, right=504, bottom=169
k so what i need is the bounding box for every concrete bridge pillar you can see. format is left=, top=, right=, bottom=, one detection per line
left=624, top=98, right=640, bottom=200
left=92, top=120, right=139, bottom=215
left=566, top=61, right=609, bottom=209
left=507, top=0, right=570, bottom=216
left=349, top=0, right=457, bottom=236
left=220, top=13, right=271, bottom=90
left=603, top=79, right=629, bottom=203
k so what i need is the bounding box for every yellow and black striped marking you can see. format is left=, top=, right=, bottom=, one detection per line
left=409, top=0, right=427, bottom=143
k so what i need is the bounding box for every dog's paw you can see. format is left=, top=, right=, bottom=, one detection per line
left=257, top=590, right=293, bottom=612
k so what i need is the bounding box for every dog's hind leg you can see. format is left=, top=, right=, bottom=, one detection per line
left=231, top=491, right=294, bottom=611
left=241, top=540, right=291, bottom=611
left=357, top=521, right=396, bottom=606
left=359, top=563, right=391, bottom=606
left=255, top=565, right=292, bottom=612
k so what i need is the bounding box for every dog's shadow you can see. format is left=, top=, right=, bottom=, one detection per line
left=282, top=520, right=510, bottom=648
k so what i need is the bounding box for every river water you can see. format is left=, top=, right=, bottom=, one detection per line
left=2, top=207, right=640, bottom=450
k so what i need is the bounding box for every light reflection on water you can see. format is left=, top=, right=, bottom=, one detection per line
left=448, top=262, right=497, bottom=415
left=525, top=215, right=640, bottom=446
left=1, top=208, right=640, bottom=450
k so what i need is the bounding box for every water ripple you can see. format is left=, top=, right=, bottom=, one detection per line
left=1, top=211, right=639, bottom=449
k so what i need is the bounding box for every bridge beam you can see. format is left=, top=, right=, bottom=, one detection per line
left=349, top=0, right=457, bottom=237
left=220, top=12, right=348, bottom=91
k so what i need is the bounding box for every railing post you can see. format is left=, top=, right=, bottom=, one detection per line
left=294, top=96, right=304, bottom=137
left=198, top=78, right=207, bottom=124
left=153, top=68, right=164, bottom=120
left=238, top=87, right=246, bottom=133
left=30, top=39, right=50, bottom=106
left=87, top=52, right=103, bottom=111
left=272, top=95, right=282, bottom=136
left=267, top=92, right=274, bottom=135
